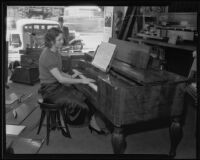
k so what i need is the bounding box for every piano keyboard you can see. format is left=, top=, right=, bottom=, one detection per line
left=73, top=69, right=98, bottom=92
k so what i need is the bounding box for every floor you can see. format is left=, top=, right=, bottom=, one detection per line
left=5, top=78, right=197, bottom=158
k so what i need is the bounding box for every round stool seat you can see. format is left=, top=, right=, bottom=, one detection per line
left=37, top=99, right=63, bottom=111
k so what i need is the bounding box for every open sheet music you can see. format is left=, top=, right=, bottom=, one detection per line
left=92, top=42, right=116, bottom=72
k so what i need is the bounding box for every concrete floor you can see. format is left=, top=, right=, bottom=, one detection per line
left=5, top=79, right=197, bottom=158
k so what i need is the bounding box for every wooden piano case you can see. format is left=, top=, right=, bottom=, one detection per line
left=71, top=38, right=188, bottom=156
left=97, top=71, right=186, bottom=126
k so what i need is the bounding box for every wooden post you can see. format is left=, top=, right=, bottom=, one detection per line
left=5, top=41, right=9, bottom=88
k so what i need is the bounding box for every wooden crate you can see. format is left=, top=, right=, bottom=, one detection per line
left=10, top=67, right=39, bottom=85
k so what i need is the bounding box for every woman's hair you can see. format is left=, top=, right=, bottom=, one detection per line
left=44, top=27, right=63, bottom=48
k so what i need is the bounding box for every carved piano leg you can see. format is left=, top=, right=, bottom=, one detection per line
left=111, top=126, right=126, bottom=154
left=169, top=118, right=183, bottom=158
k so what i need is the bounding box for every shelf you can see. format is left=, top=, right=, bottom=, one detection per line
left=128, top=37, right=196, bottom=52
left=136, top=33, right=163, bottom=40
left=155, top=25, right=197, bottom=32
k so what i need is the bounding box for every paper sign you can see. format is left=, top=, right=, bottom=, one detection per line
left=6, top=125, right=26, bottom=135
left=6, top=93, right=19, bottom=105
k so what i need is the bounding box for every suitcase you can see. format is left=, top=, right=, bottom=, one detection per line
left=10, top=67, right=39, bottom=85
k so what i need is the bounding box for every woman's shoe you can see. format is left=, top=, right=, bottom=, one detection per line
left=88, top=124, right=108, bottom=135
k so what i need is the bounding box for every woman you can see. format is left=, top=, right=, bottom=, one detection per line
left=39, top=27, right=106, bottom=134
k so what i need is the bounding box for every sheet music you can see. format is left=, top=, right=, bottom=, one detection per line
left=92, top=42, right=116, bottom=72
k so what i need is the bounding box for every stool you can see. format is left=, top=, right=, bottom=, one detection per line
left=37, top=99, right=71, bottom=145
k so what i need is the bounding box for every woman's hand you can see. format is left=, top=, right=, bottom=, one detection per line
left=72, top=72, right=81, bottom=78
left=72, top=69, right=83, bottom=78
left=81, top=78, right=96, bottom=84
left=72, top=69, right=82, bottom=75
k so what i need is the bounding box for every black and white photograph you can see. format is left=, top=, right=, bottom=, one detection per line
left=2, top=0, right=198, bottom=159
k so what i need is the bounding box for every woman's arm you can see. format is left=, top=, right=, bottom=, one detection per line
left=61, top=71, right=81, bottom=79
left=61, top=72, right=72, bottom=78
left=50, top=67, right=95, bottom=84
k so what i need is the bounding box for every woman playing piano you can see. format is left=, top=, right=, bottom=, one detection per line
left=38, top=27, right=107, bottom=134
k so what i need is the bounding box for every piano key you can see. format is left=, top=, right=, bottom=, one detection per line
left=72, top=69, right=83, bottom=76
left=78, top=73, right=88, bottom=80
left=74, top=69, right=98, bottom=92
left=88, top=83, right=98, bottom=92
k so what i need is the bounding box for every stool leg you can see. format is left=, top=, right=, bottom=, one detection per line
left=50, top=111, right=56, bottom=130
left=56, top=111, right=61, bottom=131
left=46, top=111, right=51, bottom=145
left=37, top=110, right=46, bottom=135
left=60, top=108, right=71, bottom=138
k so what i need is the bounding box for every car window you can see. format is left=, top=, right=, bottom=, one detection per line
left=41, top=25, right=45, bottom=30
left=11, top=34, right=22, bottom=47
left=12, top=34, right=20, bottom=43
left=34, top=25, right=40, bottom=29
left=24, top=25, right=33, bottom=33
left=47, top=24, right=59, bottom=29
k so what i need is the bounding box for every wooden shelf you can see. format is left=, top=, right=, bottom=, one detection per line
left=155, top=25, right=197, bottom=32
left=128, top=37, right=196, bottom=52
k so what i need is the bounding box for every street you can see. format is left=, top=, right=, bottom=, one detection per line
left=79, top=32, right=104, bottom=51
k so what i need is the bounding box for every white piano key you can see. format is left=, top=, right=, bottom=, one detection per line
left=88, top=83, right=98, bottom=92
left=72, top=69, right=82, bottom=75
left=73, top=69, right=98, bottom=92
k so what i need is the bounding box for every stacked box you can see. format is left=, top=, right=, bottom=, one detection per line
left=10, top=67, right=39, bottom=85
left=20, top=54, right=40, bottom=68
left=12, top=48, right=42, bottom=85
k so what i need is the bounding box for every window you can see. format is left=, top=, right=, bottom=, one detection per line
left=41, top=25, right=45, bottom=30
left=28, top=25, right=32, bottom=29
left=34, top=25, right=40, bottom=29
left=24, top=25, right=33, bottom=33
left=7, top=6, right=105, bottom=52
left=46, top=24, right=59, bottom=30
left=11, top=34, right=22, bottom=48
left=64, top=6, right=104, bottom=51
